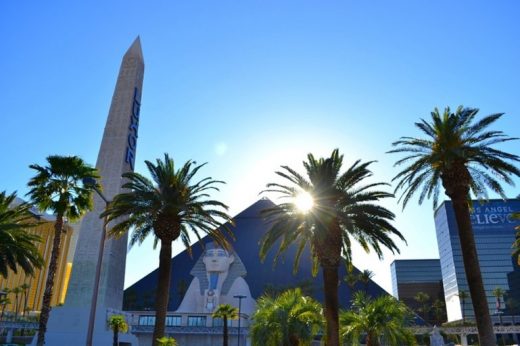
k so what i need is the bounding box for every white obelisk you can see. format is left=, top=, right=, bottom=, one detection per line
left=44, top=37, right=144, bottom=346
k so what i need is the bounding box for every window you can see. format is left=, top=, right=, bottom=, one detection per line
left=187, top=316, right=206, bottom=327
left=139, top=315, right=156, bottom=326
left=166, top=315, right=182, bottom=326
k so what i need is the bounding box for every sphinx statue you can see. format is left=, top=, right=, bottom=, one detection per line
left=176, top=242, right=256, bottom=316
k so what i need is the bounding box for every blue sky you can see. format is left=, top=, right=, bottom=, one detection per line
left=1, top=1, right=519, bottom=292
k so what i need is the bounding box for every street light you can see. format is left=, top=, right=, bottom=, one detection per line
left=83, top=177, right=110, bottom=346
left=233, top=295, right=246, bottom=346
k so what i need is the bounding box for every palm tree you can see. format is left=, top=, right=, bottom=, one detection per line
left=457, top=290, right=469, bottom=323
left=340, top=291, right=416, bottom=346
left=156, top=337, right=178, bottom=346
left=512, top=210, right=520, bottom=264
left=358, top=269, right=374, bottom=294
left=20, top=283, right=31, bottom=317
left=0, top=191, right=43, bottom=278
left=432, top=299, right=446, bottom=325
left=27, top=155, right=99, bottom=346
left=251, top=288, right=323, bottom=346
left=261, top=149, right=405, bottom=346
left=492, top=287, right=505, bottom=325
left=213, top=304, right=239, bottom=346
left=413, top=292, right=431, bottom=323
left=0, top=295, right=11, bottom=320
left=12, top=286, right=22, bottom=320
left=108, top=314, right=128, bottom=346
left=389, top=106, right=520, bottom=345
left=101, top=154, right=233, bottom=345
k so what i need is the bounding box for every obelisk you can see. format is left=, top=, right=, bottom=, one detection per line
left=44, top=37, right=144, bottom=345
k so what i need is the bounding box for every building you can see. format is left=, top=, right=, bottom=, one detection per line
left=125, top=198, right=391, bottom=345
left=390, top=259, right=445, bottom=324
left=0, top=200, right=74, bottom=315
left=435, top=199, right=520, bottom=322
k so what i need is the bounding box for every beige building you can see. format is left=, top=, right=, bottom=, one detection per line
left=0, top=205, right=74, bottom=315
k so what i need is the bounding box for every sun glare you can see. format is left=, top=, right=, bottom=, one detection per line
left=294, top=192, right=314, bottom=213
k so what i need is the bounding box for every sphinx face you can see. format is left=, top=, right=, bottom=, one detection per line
left=203, top=248, right=234, bottom=273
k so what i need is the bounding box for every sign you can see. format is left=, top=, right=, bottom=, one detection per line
left=125, top=87, right=141, bottom=170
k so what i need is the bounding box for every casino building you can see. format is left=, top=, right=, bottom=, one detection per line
left=434, top=199, right=520, bottom=322
left=0, top=199, right=74, bottom=315
left=124, top=198, right=391, bottom=344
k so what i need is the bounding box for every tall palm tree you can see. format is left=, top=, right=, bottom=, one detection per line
left=27, top=155, right=99, bottom=346
left=0, top=191, right=43, bottom=278
left=261, top=149, right=405, bottom=346
left=340, top=291, right=416, bottom=346
left=457, top=290, right=469, bottom=323
left=108, top=314, right=128, bottom=346
left=358, top=269, right=374, bottom=294
left=389, top=106, right=520, bottom=345
left=213, top=304, right=239, bottom=346
left=101, top=154, right=233, bottom=345
left=251, top=288, right=323, bottom=346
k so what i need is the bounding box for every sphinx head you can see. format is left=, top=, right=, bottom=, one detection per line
left=202, top=243, right=235, bottom=273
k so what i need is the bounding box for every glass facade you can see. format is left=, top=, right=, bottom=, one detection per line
left=138, top=315, right=182, bottom=326
left=434, top=199, right=520, bottom=321
left=390, top=259, right=443, bottom=299
left=187, top=316, right=207, bottom=327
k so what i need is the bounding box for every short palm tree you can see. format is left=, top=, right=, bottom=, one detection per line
left=340, top=291, right=416, bottom=346
left=156, top=336, right=178, bottom=346
left=389, top=106, right=520, bottom=345
left=0, top=191, right=43, bottom=278
left=108, top=314, right=128, bottom=346
left=432, top=299, right=446, bottom=325
left=20, top=283, right=30, bottom=317
left=492, top=287, right=505, bottom=325
left=457, top=290, right=469, bottom=323
left=12, top=286, right=22, bottom=320
left=251, top=288, right=323, bottom=346
left=512, top=209, right=520, bottom=264
left=213, top=304, right=239, bottom=346
left=27, top=155, right=99, bottom=346
left=261, top=149, right=405, bottom=345
left=0, top=295, right=11, bottom=320
left=413, top=291, right=431, bottom=323
left=101, top=154, right=233, bottom=345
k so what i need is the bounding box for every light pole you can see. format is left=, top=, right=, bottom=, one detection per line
left=233, top=295, right=246, bottom=346
left=83, top=177, right=110, bottom=346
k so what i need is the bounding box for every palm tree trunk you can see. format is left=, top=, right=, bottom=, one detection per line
left=14, top=292, right=19, bottom=320
left=443, top=168, right=496, bottom=346
left=366, top=332, right=380, bottom=346
left=322, top=264, right=340, bottom=346
left=113, top=327, right=118, bottom=346
left=37, top=215, right=64, bottom=346
left=152, top=240, right=172, bottom=346
left=289, top=334, right=300, bottom=346
left=223, top=316, right=228, bottom=346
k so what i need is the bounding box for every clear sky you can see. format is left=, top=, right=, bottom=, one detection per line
left=1, top=1, right=519, bottom=293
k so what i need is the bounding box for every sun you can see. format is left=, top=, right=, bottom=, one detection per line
left=294, top=191, right=314, bottom=213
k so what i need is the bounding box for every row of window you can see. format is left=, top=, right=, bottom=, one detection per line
left=138, top=315, right=231, bottom=327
